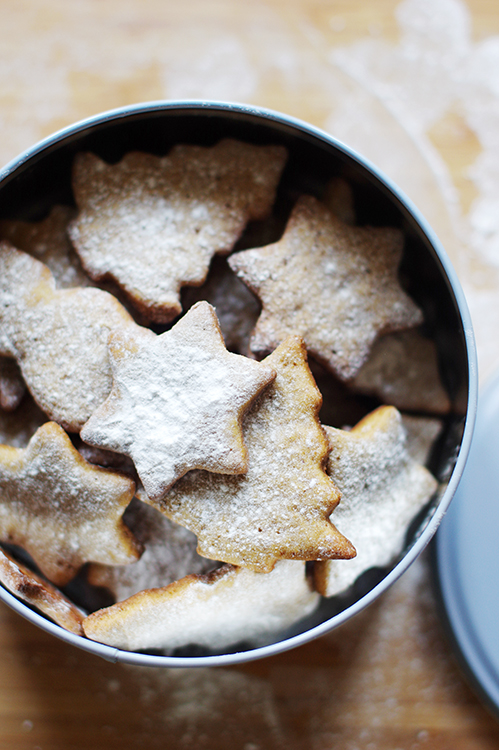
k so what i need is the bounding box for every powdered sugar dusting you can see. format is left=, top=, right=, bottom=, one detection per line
left=229, top=195, right=423, bottom=381
left=0, top=422, right=138, bottom=586
left=81, top=301, right=276, bottom=500
left=0, top=242, right=140, bottom=431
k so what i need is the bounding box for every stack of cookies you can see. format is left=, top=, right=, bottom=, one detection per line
left=0, top=138, right=444, bottom=654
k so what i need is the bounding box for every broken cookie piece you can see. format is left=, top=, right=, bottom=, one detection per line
left=69, top=139, right=287, bottom=323
left=0, top=421, right=140, bottom=586
left=229, top=194, right=423, bottom=381
left=83, top=560, right=319, bottom=653
left=156, top=335, right=355, bottom=572
left=314, top=406, right=438, bottom=597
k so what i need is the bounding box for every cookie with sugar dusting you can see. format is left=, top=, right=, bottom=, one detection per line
left=229, top=194, right=423, bottom=381
left=87, top=498, right=217, bottom=602
left=350, top=328, right=451, bottom=415
left=69, top=139, right=288, bottom=323
left=156, top=335, right=356, bottom=572
left=0, top=421, right=140, bottom=586
left=313, top=406, right=438, bottom=598
left=0, top=357, right=25, bottom=412
left=0, top=241, right=143, bottom=432
left=0, top=204, right=90, bottom=288
left=83, top=560, right=319, bottom=653
left=0, top=546, right=84, bottom=635
left=81, top=301, right=276, bottom=501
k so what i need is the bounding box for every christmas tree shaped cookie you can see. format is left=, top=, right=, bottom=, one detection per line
left=155, top=335, right=356, bottom=572
left=69, top=139, right=287, bottom=322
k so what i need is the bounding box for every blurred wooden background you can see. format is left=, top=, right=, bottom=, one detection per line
left=1, top=1, right=499, bottom=748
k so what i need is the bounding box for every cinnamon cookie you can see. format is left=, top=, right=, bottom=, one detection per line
left=0, top=241, right=142, bottom=431
left=0, top=546, right=84, bottom=635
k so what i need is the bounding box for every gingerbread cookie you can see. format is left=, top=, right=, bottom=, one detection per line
left=0, top=241, right=142, bottom=431
left=228, top=194, right=423, bottom=381
left=81, top=301, right=276, bottom=501
left=83, top=560, right=319, bottom=652
left=350, top=328, right=452, bottom=414
left=69, top=139, right=287, bottom=323
left=314, top=406, right=437, bottom=597
left=0, top=421, right=140, bottom=586
left=157, top=335, right=355, bottom=572
left=0, top=546, right=84, bottom=635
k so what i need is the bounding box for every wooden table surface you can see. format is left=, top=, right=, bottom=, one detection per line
left=2, top=1, right=499, bottom=748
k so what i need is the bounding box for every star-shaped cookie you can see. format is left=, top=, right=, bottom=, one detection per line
left=69, top=139, right=288, bottom=323
left=313, top=406, right=438, bottom=597
left=228, top=194, right=423, bottom=381
left=83, top=560, right=319, bottom=653
left=81, top=301, right=276, bottom=501
left=0, top=421, right=140, bottom=586
left=156, top=335, right=356, bottom=572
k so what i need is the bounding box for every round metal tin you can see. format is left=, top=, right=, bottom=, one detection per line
left=0, top=100, right=477, bottom=667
